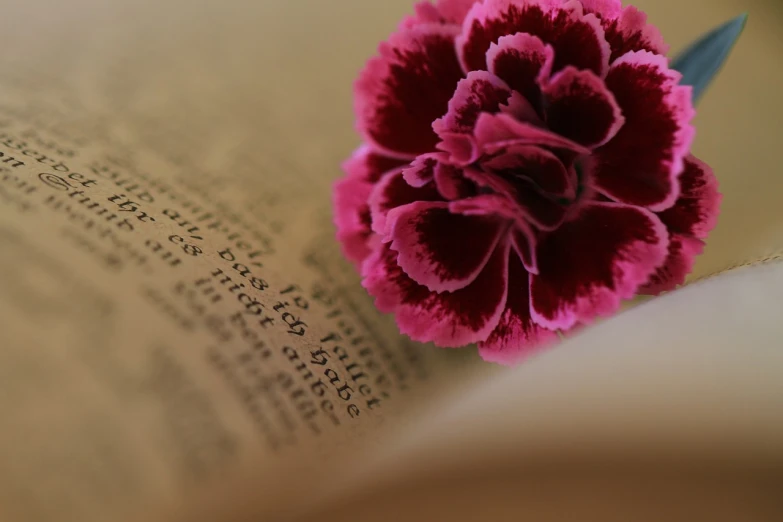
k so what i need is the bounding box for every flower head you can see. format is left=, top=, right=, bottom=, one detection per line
left=334, top=0, right=721, bottom=364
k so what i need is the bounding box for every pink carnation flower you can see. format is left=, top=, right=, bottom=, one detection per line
left=334, top=0, right=721, bottom=365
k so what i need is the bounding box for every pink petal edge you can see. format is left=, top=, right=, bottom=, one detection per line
left=542, top=65, right=625, bottom=148
left=457, top=0, right=609, bottom=77
left=530, top=201, right=670, bottom=330
left=386, top=200, right=506, bottom=292
left=355, top=23, right=464, bottom=159
left=592, top=50, right=695, bottom=211
left=361, top=240, right=511, bottom=347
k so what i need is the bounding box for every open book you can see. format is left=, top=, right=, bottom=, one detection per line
left=0, top=0, right=781, bottom=520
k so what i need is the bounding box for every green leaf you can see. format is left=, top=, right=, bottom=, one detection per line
left=671, top=13, right=748, bottom=104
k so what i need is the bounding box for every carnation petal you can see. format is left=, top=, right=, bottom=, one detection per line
left=447, top=192, right=556, bottom=268
left=479, top=252, right=558, bottom=365
left=592, top=51, right=695, bottom=211
left=514, top=178, right=568, bottom=229
left=501, top=91, right=544, bottom=124
left=435, top=132, right=480, bottom=165
left=387, top=201, right=506, bottom=292
left=401, top=152, right=441, bottom=187
left=474, top=112, right=589, bottom=154
left=343, top=144, right=411, bottom=184
left=433, top=70, right=513, bottom=138
left=463, top=169, right=566, bottom=230
left=400, top=2, right=444, bottom=29
left=334, top=147, right=409, bottom=265
left=369, top=168, right=442, bottom=236
left=458, top=0, right=609, bottom=77
left=640, top=234, right=704, bottom=295
left=402, top=153, right=475, bottom=198
left=362, top=241, right=510, bottom=347
left=434, top=161, right=476, bottom=200
left=542, top=66, right=625, bottom=148
left=601, top=5, right=669, bottom=63
left=511, top=225, right=539, bottom=274
left=657, top=155, right=721, bottom=239
left=530, top=202, right=669, bottom=330
left=639, top=156, right=719, bottom=295
left=436, top=0, right=481, bottom=24
left=486, top=32, right=554, bottom=105
left=579, top=0, right=622, bottom=19
left=449, top=193, right=526, bottom=222
left=483, top=143, right=576, bottom=198
left=355, top=24, right=464, bottom=158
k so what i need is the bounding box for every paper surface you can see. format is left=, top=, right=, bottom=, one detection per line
left=166, top=260, right=783, bottom=522
left=0, top=1, right=496, bottom=520
left=0, top=0, right=780, bottom=520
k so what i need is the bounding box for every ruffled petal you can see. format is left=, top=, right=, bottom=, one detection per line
left=512, top=226, right=538, bottom=274
left=639, top=156, right=719, bottom=295
left=501, top=91, right=544, bottom=124
left=448, top=192, right=553, bottom=269
left=402, top=152, right=441, bottom=187
left=530, top=202, right=669, bottom=330
left=434, top=161, right=476, bottom=200
left=433, top=71, right=519, bottom=164
left=514, top=178, right=567, bottom=229
left=436, top=0, right=481, bottom=24
left=657, top=155, right=721, bottom=239
left=483, top=143, right=576, bottom=198
left=362, top=240, right=510, bottom=347
left=368, top=168, right=443, bottom=236
left=449, top=192, right=524, bottom=222
left=474, top=112, right=589, bottom=155
left=458, top=0, right=609, bottom=77
left=600, top=5, right=668, bottom=63
left=333, top=176, right=375, bottom=266
left=463, top=169, right=566, bottom=230
left=433, top=71, right=513, bottom=137
left=542, top=66, right=625, bottom=148
left=479, top=252, right=558, bottom=365
left=386, top=201, right=506, bottom=292
left=640, top=234, right=704, bottom=295
left=355, top=24, right=464, bottom=158
left=399, top=2, right=445, bottom=29
left=343, top=144, right=411, bottom=184
left=486, top=32, right=554, bottom=106
left=448, top=193, right=541, bottom=272
left=334, top=147, right=409, bottom=265
left=435, top=132, right=479, bottom=165
left=591, top=51, right=695, bottom=211
left=578, top=0, right=622, bottom=19
left=402, top=153, right=475, bottom=199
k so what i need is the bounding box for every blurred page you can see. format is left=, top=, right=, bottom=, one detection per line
left=0, top=1, right=499, bottom=521
left=332, top=258, right=783, bottom=503
left=0, top=0, right=780, bottom=521
left=223, top=260, right=781, bottom=522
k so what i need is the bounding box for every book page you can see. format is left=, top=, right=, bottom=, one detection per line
left=180, top=249, right=783, bottom=522
left=0, top=0, right=780, bottom=520
left=307, top=260, right=783, bottom=522
left=154, top=0, right=781, bottom=519
left=161, top=239, right=783, bottom=522
left=0, top=1, right=499, bottom=521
